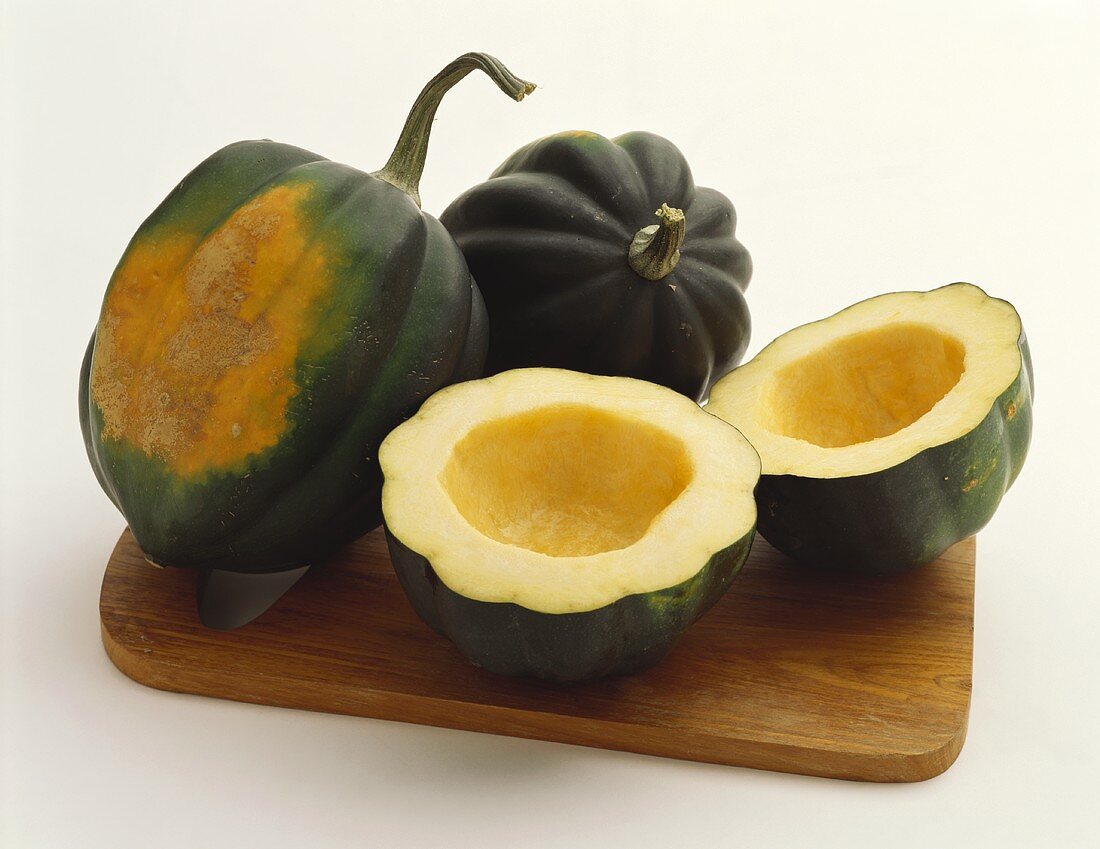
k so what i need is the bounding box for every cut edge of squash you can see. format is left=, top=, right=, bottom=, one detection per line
left=708, top=283, right=1024, bottom=479
left=380, top=368, right=759, bottom=614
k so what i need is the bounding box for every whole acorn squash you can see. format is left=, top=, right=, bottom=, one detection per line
left=79, top=54, right=534, bottom=573
left=440, top=131, right=752, bottom=401
left=709, top=283, right=1032, bottom=573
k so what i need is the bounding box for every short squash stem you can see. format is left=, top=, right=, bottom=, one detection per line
left=628, top=203, right=686, bottom=281
left=372, top=53, right=536, bottom=207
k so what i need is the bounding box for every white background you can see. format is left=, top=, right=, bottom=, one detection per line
left=2, top=1, right=1098, bottom=846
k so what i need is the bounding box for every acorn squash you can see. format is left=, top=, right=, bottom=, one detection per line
left=79, top=54, right=534, bottom=573
left=440, top=131, right=752, bottom=401
left=379, top=369, right=760, bottom=681
left=708, top=283, right=1032, bottom=573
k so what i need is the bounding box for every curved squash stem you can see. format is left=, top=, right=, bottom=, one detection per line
left=373, top=53, right=536, bottom=207
left=628, top=204, right=686, bottom=281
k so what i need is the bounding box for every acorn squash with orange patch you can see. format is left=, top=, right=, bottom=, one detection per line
left=79, top=54, right=534, bottom=572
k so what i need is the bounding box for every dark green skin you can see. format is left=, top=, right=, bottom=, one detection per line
left=757, top=334, right=1033, bottom=573
left=384, top=524, right=756, bottom=682
left=79, top=140, right=487, bottom=573
left=440, top=131, right=752, bottom=402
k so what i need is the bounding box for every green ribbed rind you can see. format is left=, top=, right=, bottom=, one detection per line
left=756, top=333, right=1033, bottom=573
left=440, top=130, right=752, bottom=402
left=79, top=141, right=487, bottom=573
left=384, top=525, right=756, bottom=682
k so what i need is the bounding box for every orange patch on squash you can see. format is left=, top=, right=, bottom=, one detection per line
left=91, top=182, right=333, bottom=477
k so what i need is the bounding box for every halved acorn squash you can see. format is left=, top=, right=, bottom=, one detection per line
left=708, top=283, right=1032, bottom=573
left=379, top=368, right=760, bottom=681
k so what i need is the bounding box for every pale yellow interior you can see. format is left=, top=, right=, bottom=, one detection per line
left=758, top=322, right=966, bottom=448
left=440, top=404, right=694, bottom=557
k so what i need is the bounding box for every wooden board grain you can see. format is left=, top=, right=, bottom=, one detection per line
left=100, top=528, right=974, bottom=782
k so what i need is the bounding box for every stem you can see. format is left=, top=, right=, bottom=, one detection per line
left=628, top=204, right=686, bottom=281
left=372, top=53, right=536, bottom=207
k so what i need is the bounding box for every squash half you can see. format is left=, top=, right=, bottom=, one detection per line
left=709, top=283, right=1032, bottom=573
left=380, top=368, right=760, bottom=681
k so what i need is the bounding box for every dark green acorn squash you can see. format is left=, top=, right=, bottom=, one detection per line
left=379, top=368, right=760, bottom=681
left=440, top=131, right=752, bottom=401
left=79, top=54, right=535, bottom=573
left=709, top=283, right=1032, bottom=573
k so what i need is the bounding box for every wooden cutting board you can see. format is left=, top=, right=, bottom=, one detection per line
left=100, top=528, right=974, bottom=782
